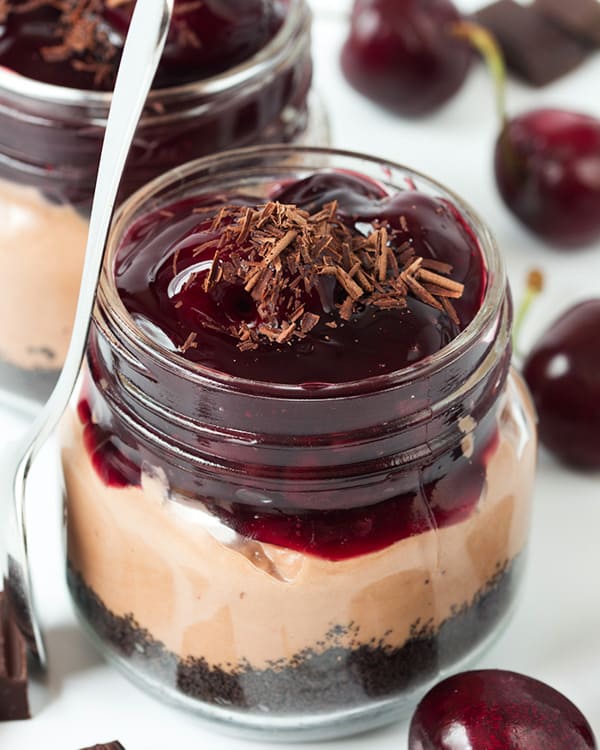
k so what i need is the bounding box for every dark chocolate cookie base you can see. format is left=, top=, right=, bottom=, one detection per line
left=68, top=556, right=521, bottom=714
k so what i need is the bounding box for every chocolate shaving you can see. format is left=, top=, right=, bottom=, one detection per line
left=420, top=257, right=454, bottom=275
left=300, top=312, right=320, bottom=333
left=179, top=332, right=198, bottom=353
left=339, top=296, right=354, bottom=321
left=441, top=297, right=460, bottom=325
left=334, top=266, right=364, bottom=301
left=376, top=227, right=389, bottom=282
left=172, top=247, right=181, bottom=277
left=422, top=284, right=463, bottom=299
left=0, top=0, right=123, bottom=86
left=202, top=250, right=221, bottom=292
left=0, top=0, right=203, bottom=87
left=197, top=201, right=465, bottom=350
left=417, top=269, right=464, bottom=294
left=210, top=207, right=230, bottom=233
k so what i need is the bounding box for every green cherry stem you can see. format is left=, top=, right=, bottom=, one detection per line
left=452, top=20, right=507, bottom=125
left=513, top=269, right=544, bottom=359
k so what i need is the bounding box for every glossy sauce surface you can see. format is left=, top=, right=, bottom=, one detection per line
left=115, top=173, right=486, bottom=384
left=0, top=0, right=284, bottom=90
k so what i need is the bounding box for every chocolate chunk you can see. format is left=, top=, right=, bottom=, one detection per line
left=79, top=743, right=126, bottom=750
left=0, top=590, right=30, bottom=721
left=533, top=0, right=600, bottom=47
left=474, top=0, right=590, bottom=86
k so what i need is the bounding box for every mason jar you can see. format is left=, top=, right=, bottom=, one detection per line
left=60, top=146, right=537, bottom=740
left=0, top=0, right=320, bottom=405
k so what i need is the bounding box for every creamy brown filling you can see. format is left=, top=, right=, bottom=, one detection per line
left=0, top=180, right=88, bottom=370
left=62, top=375, right=536, bottom=671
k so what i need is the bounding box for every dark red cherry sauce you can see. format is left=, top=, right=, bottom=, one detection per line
left=80, top=172, right=501, bottom=560
left=114, top=173, right=484, bottom=383
left=0, top=0, right=284, bottom=90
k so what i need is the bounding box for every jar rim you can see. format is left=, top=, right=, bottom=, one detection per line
left=98, top=145, right=507, bottom=399
left=0, top=0, right=308, bottom=115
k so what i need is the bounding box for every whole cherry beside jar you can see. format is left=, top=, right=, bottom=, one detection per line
left=0, top=0, right=320, bottom=406
left=341, top=0, right=473, bottom=116
left=60, top=146, right=537, bottom=740
left=466, top=26, right=600, bottom=249
left=495, top=108, right=600, bottom=248
left=409, top=669, right=597, bottom=749
left=523, top=300, right=600, bottom=470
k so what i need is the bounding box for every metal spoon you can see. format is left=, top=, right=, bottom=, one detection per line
left=1, top=0, right=174, bottom=669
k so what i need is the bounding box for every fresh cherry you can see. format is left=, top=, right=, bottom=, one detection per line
left=523, top=300, right=600, bottom=469
left=103, top=0, right=281, bottom=83
left=340, top=0, right=472, bottom=116
left=409, top=669, right=597, bottom=750
left=495, top=109, right=600, bottom=248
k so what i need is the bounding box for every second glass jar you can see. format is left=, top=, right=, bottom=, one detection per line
left=0, top=0, right=318, bottom=404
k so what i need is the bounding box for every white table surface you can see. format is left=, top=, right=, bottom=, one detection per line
left=2, top=1, right=600, bottom=747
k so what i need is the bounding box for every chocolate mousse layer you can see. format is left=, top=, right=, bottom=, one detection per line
left=0, top=180, right=87, bottom=401
left=68, top=561, right=520, bottom=712
left=63, top=375, right=536, bottom=714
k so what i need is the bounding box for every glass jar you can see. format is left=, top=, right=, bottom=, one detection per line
left=60, top=146, right=537, bottom=740
left=0, top=0, right=320, bottom=405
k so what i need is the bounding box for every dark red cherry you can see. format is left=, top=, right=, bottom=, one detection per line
left=340, top=0, right=472, bottom=116
left=409, top=669, right=597, bottom=750
left=495, top=109, right=600, bottom=248
left=523, top=300, right=600, bottom=469
left=103, top=0, right=279, bottom=81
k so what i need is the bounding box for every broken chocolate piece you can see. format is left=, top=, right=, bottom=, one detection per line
left=79, top=743, right=125, bottom=750
left=0, top=590, right=30, bottom=721
left=533, top=0, right=600, bottom=47
left=474, top=0, right=589, bottom=86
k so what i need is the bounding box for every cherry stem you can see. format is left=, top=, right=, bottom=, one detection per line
left=452, top=20, right=507, bottom=126
left=513, top=269, right=544, bottom=358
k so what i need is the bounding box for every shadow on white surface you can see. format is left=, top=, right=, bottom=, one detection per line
left=29, top=623, right=104, bottom=717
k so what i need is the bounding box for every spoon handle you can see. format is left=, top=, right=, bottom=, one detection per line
left=28, top=0, right=174, bottom=454
left=7, top=0, right=174, bottom=668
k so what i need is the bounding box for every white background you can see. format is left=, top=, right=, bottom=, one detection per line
left=2, top=0, right=600, bottom=747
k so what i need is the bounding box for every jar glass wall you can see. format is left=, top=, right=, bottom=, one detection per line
left=60, top=147, right=537, bottom=740
left=0, top=0, right=321, bottom=405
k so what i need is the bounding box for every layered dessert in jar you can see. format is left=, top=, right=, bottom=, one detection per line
left=60, top=147, right=537, bottom=739
left=0, top=0, right=316, bottom=403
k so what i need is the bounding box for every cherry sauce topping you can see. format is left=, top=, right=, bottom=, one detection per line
left=0, top=0, right=284, bottom=91
left=114, top=173, right=485, bottom=384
